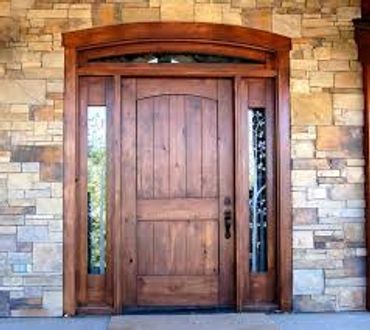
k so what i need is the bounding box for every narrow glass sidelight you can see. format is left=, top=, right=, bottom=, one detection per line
left=87, top=106, right=107, bottom=275
left=248, top=109, right=268, bottom=273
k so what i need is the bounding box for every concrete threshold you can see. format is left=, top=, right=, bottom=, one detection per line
left=108, top=313, right=278, bottom=330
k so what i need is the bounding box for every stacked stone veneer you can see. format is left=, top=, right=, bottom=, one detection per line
left=0, top=0, right=365, bottom=316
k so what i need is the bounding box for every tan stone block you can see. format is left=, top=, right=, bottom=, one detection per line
left=194, top=4, right=223, bottom=23
left=347, top=159, right=365, bottom=167
left=317, top=170, right=340, bottom=177
left=333, top=93, right=364, bottom=110
left=292, top=140, right=315, bottom=158
left=293, top=231, right=314, bottom=248
left=334, top=72, right=362, bottom=88
left=51, top=183, right=62, bottom=198
left=22, top=67, right=63, bottom=80
left=291, top=69, right=309, bottom=79
left=43, top=291, right=62, bottom=316
left=8, top=173, right=39, bottom=190
left=310, top=72, right=334, bottom=88
left=27, top=10, right=67, bottom=19
left=28, top=42, right=52, bottom=52
left=222, top=8, right=242, bottom=25
left=334, top=109, right=363, bottom=126
left=313, top=47, right=331, bottom=60
left=150, top=0, right=161, bottom=6
left=42, top=52, right=64, bottom=69
left=122, top=7, right=160, bottom=23
left=293, top=208, right=318, bottom=225
left=292, top=92, right=332, bottom=126
left=291, top=79, right=310, bottom=93
left=238, top=0, right=256, bottom=7
left=33, top=243, right=62, bottom=272
left=0, top=151, right=10, bottom=162
left=332, top=42, right=358, bottom=60
left=255, top=0, right=273, bottom=6
left=46, top=80, right=63, bottom=94
left=337, top=6, right=361, bottom=20
left=11, top=0, right=35, bottom=9
left=161, top=0, right=194, bottom=22
left=307, top=187, right=327, bottom=200
left=291, top=59, right=318, bottom=71
left=0, top=1, right=10, bottom=16
left=272, top=14, right=301, bottom=38
left=344, top=223, right=364, bottom=243
left=339, top=287, right=365, bottom=309
left=331, top=184, right=363, bottom=200
left=0, top=17, right=20, bottom=44
left=292, top=170, right=317, bottom=187
left=0, top=80, right=46, bottom=105
left=10, top=104, right=28, bottom=113
left=345, top=167, right=364, bottom=184
left=319, top=60, right=350, bottom=72
left=0, top=163, right=21, bottom=172
left=92, top=4, right=119, bottom=26
left=242, top=8, right=271, bottom=31
left=292, top=126, right=316, bottom=140
left=0, top=226, right=17, bottom=234
left=68, top=9, right=91, bottom=19
left=317, top=126, right=362, bottom=157
left=36, top=198, right=62, bottom=215
left=302, top=18, right=335, bottom=28
left=302, top=26, right=339, bottom=38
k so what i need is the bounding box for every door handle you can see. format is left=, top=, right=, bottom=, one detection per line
left=224, top=209, right=232, bottom=239
left=224, top=197, right=232, bottom=239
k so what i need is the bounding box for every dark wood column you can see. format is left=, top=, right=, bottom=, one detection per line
left=354, top=1, right=370, bottom=310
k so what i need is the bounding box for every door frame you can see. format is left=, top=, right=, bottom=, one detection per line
left=62, top=22, right=292, bottom=315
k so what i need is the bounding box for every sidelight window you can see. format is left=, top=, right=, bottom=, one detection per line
left=87, top=106, right=107, bottom=275
left=248, top=109, right=268, bottom=273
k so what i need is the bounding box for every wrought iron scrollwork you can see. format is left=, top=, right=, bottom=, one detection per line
left=249, top=109, right=268, bottom=273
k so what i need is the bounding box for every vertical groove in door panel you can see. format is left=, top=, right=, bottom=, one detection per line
left=168, top=222, right=187, bottom=275
left=169, top=96, right=186, bottom=198
left=153, top=96, right=170, bottom=199
left=153, top=222, right=171, bottom=274
left=202, top=99, right=218, bottom=198
left=137, top=222, right=154, bottom=275
left=203, top=221, right=218, bottom=275
left=185, top=96, right=202, bottom=197
left=137, top=98, right=154, bottom=199
left=186, top=222, right=204, bottom=275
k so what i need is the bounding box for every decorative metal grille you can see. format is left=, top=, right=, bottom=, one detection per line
left=248, top=109, right=268, bottom=273
left=88, top=53, right=260, bottom=64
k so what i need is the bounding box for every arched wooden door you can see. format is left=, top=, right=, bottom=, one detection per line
left=62, top=22, right=292, bottom=315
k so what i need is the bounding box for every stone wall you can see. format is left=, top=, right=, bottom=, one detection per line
left=0, top=0, right=364, bottom=316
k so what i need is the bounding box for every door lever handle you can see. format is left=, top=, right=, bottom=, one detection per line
left=224, top=209, right=232, bottom=239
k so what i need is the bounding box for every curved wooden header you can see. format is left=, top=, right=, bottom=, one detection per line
left=62, top=22, right=291, bottom=53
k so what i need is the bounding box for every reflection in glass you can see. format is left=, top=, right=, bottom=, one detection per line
left=249, top=109, right=268, bottom=273
left=87, top=106, right=107, bottom=274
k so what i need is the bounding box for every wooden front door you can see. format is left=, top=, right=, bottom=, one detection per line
left=121, top=78, right=235, bottom=308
